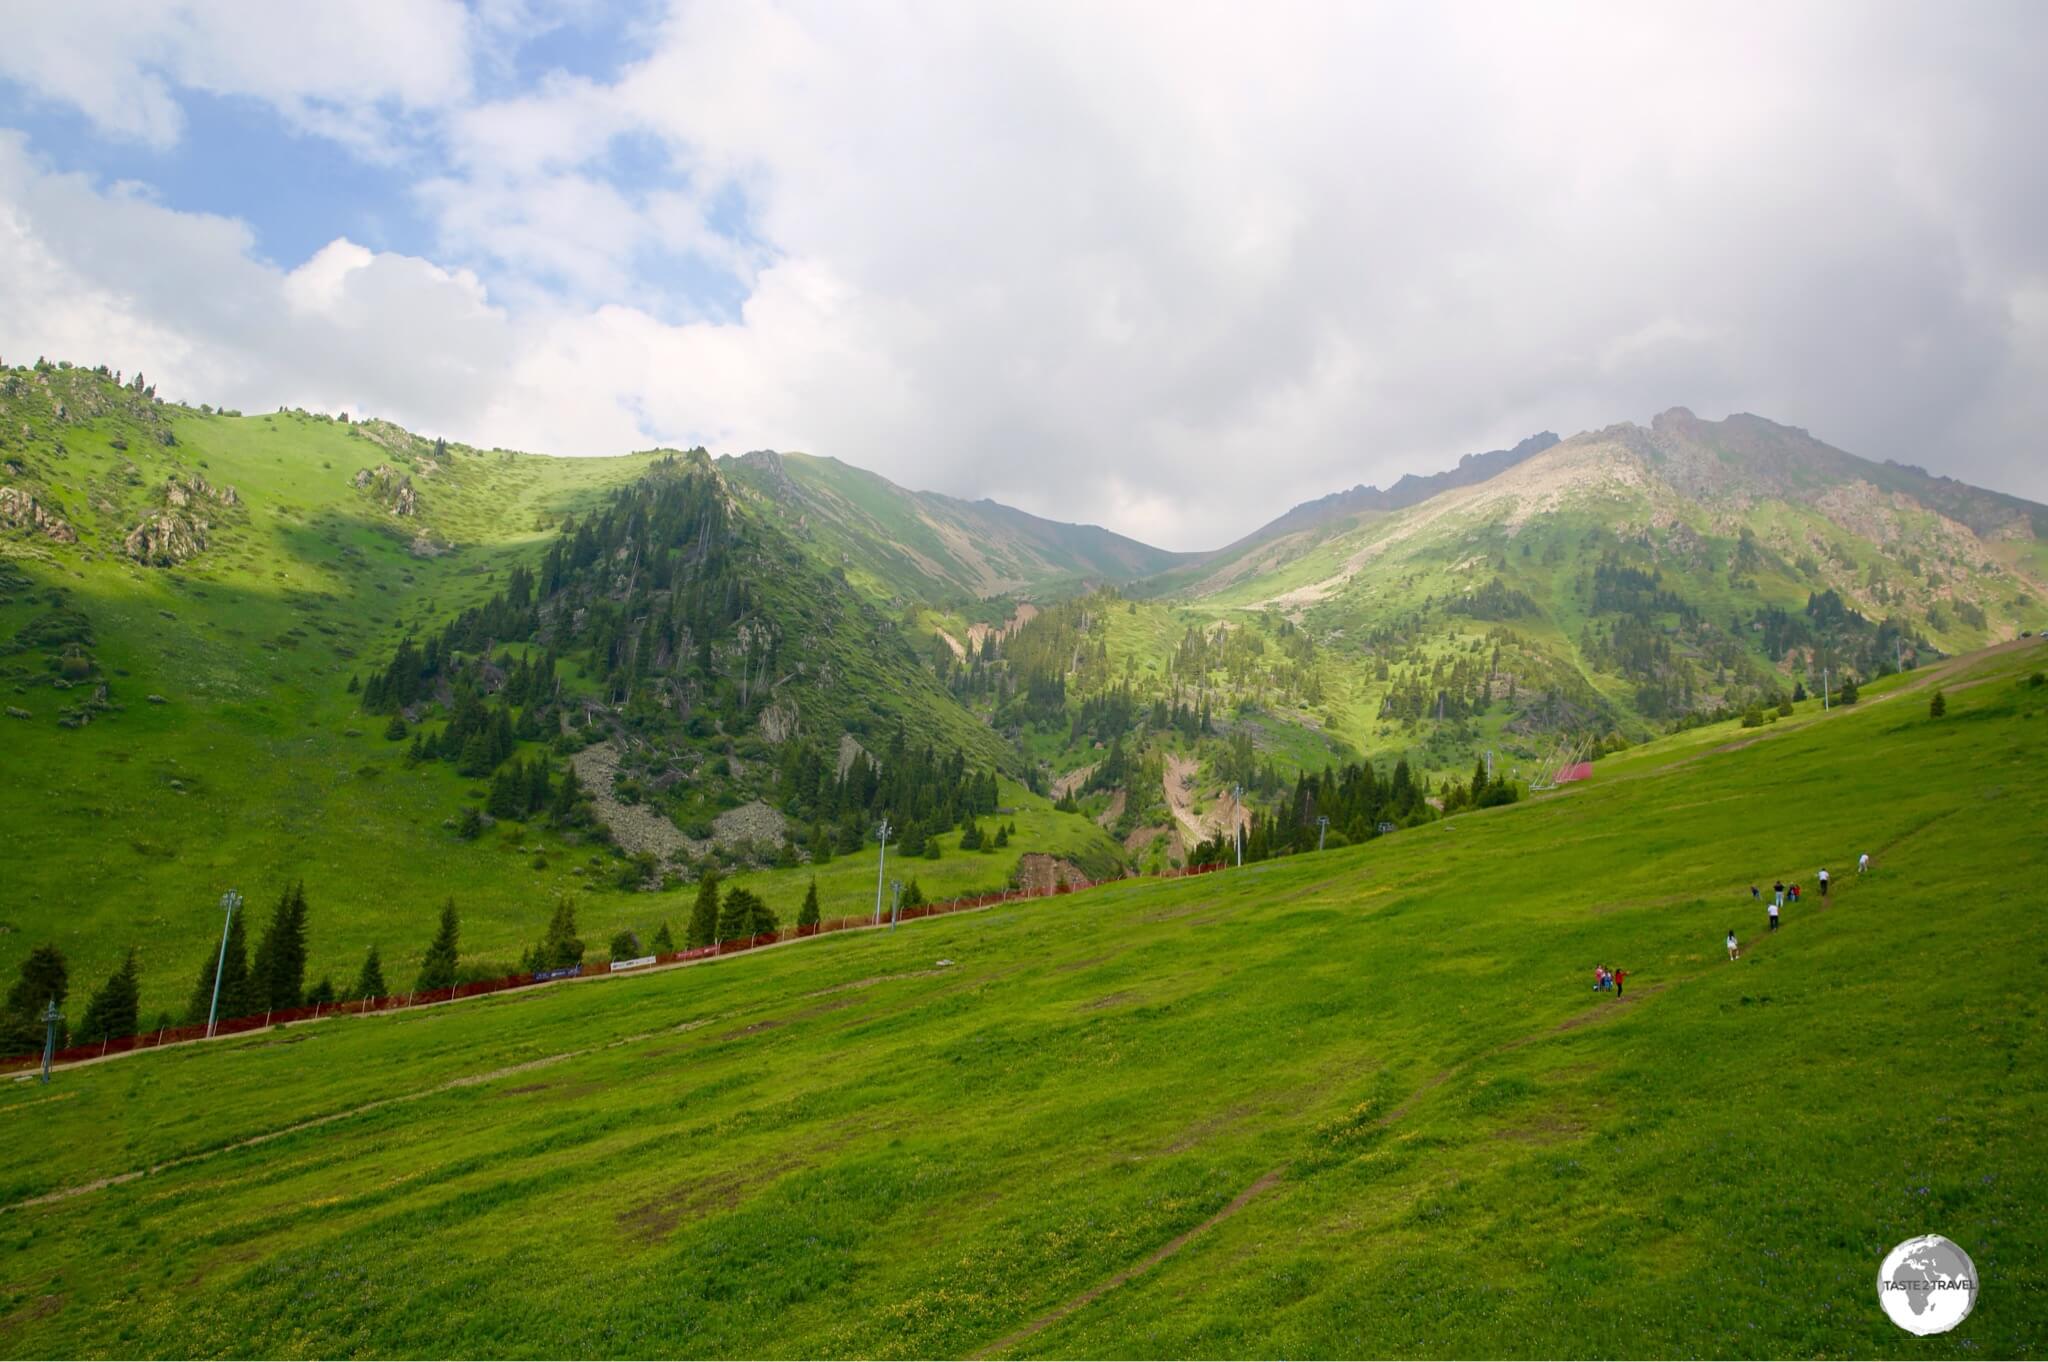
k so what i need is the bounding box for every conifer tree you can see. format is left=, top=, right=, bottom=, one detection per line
left=187, top=909, right=254, bottom=1024
left=352, top=944, right=387, bottom=1000
left=538, top=898, right=585, bottom=969
left=798, top=879, right=821, bottom=929
left=252, top=882, right=310, bottom=1012
left=717, top=886, right=761, bottom=942
left=384, top=713, right=408, bottom=740
left=417, top=900, right=460, bottom=991
left=1929, top=688, right=1947, bottom=717
left=305, top=977, right=336, bottom=1006
left=651, top=920, right=675, bottom=951
left=3, top=944, right=68, bottom=1053
left=76, top=950, right=141, bottom=1044
left=686, top=873, right=721, bottom=948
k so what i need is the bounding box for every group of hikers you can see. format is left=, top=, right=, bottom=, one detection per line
left=1727, top=851, right=1870, bottom=959
left=1599, top=851, right=1872, bottom=989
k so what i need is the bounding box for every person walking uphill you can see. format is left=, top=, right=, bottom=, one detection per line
left=1727, top=929, right=1741, bottom=961
left=1769, top=897, right=1780, bottom=932
left=1819, top=867, right=1830, bottom=899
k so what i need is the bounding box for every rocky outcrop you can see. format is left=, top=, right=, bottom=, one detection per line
left=124, top=512, right=207, bottom=566
left=0, top=486, right=77, bottom=542
left=353, top=463, right=418, bottom=516
left=163, top=473, right=239, bottom=510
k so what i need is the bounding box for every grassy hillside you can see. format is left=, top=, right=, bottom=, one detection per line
left=4, top=639, right=2042, bottom=1358
left=0, top=363, right=1120, bottom=1021
left=721, top=450, right=1193, bottom=605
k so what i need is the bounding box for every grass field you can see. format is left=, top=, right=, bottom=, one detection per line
left=2, top=639, right=2042, bottom=1357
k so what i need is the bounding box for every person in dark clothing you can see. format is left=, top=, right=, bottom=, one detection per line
left=1613, top=968, right=1627, bottom=998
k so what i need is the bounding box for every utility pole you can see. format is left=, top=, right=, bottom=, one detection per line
left=1896, top=636, right=1904, bottom=673
left=872, top=819, right=892, bottom=926
left=1485, top=749, right=1494, bottom=782
left=206, top=890, right=242, bottom=1039
left=1823, top=667, right=1830, bottom=712
left=1232, top=783, right=1244, bottom=867
left=40, top=999, right=62, bottom=1083
left=890, top=879, right=904, bottom=929
left=1316, top=816, right=1329, bottom=852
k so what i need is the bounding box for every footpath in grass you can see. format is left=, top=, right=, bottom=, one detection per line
left=0, top=642, right=2043, bottom=1358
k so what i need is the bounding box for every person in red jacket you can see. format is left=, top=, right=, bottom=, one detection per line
left=1613, top=967, right=1628, bottom=998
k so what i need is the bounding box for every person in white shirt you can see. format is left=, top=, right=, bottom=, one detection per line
left=1768, top=900, right=1780, bottom=931
left=1858, top=852, right=1870, bottom=874
left=1727, top=929, right=1740, bottom=960
left=1818, top=867, right=1830, bottom=900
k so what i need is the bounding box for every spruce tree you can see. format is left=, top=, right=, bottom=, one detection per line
left=3, top=944, right=68, bottom=1053
left=609, top=929, right=640, bottom=961
left=539, top=898, right=584, bottom=969
left=352, top=944, right=387, bottom=1000
left=417, top=900, right=460, bottom=991
left=76, top=950, right=141, bottom=1044
left=305, top=977, right=336, bottom=1006
left=551, top=764, right=584, bottom=825
left=251, top=881, right=309, bottom=1012
left=686, top=873, right=720, bottom=948
left=187, top=909, right=254, bottom=1024
left=717, top=886, right=760, bottom=942
left=650, top=920, right=675, bottom=951
left=384, top=713, right=408, bottom=741
left=797, top=879, right=821, bottom=929
left=1929, top=688, right=1947, bottom=717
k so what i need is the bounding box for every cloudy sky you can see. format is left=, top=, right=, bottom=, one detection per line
left=1, top=1, right=2042, bottom=549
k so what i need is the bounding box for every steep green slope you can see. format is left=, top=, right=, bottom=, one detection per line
left=3, top=640, right=2042, bottom=1358
left=721, top=449, right=1194, bottom=605
left=0, top=362, right=1117, bottom=1021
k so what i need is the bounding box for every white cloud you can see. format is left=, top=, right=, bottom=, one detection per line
left=0, top=0, right=472, bottom=150
left=2, top=1, right=2045, bottom=548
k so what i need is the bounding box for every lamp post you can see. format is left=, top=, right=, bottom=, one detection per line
left=206, top=890, right=242, bottom=1039
left=1316, top=815, right=1329, bottom=852
left=873, top=818, right=892, bottom=926
left=39, top=999, right=62, bottom=1083
left=1232, top=783, right=1244, bottom=867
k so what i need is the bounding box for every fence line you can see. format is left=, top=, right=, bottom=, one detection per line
left=3, top=862, right=1228, bottom=1074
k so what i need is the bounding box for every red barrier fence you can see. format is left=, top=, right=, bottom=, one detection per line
left=2, top=861, right=1229, bottom=1074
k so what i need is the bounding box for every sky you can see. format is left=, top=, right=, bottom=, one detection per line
left=1, top=1, right=2043, bottom=551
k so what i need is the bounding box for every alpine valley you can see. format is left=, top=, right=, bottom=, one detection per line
left=2, top=357, right=2044, bottom=1021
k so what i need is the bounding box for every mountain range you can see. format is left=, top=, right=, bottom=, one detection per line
left=2, top=356, right=2044, bottom=1018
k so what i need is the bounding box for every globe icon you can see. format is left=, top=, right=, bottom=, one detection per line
left=1877, top=1235, right=1978, bottom=1336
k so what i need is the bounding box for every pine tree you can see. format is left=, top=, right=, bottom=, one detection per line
left=352, top=944, right=387, bottom=1000
left=487, top=768, right=524, bottom=820
left=609, top=929, right=641, bottom=961
left=798, top=879, right=821, bottom=929
left=717, top=886, right=761, bottom=942
left=251, top=882, right=310, bottom=1012
left=1929, top=688, right=1947, bottom=717
left=457, top=806, right=484, bottom=840
left=2, top=944, right=68, bottom=1053
left=76, top=950, right=141, bottom=1044
left=417, top=900, right=460, bottom=991
left=539, top=898, right=585, bottom=969
left=551, top=764, right=584, bottom=825
left=686, top=873, right=721, bottom=949
left=187, top=909, right=254, bottom=1024
left=651, top=920, right=675, bottom=951
left=993, top=823, right=1009, bottom=848
left=384, top=713, right=408, bottom=741
left=305, top=977, right=336, bottom=1006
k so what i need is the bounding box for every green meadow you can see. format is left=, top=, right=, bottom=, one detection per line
left=2, top=639, right=2042, bottom=1358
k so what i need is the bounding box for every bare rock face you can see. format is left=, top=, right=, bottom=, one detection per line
left=712, top=800, right=791, bottom=847
left=1013, top=853, right=1092, bottom=893
left=759, top=698, right=799, bottom=743
left=124, top=511, right=207, bottom=566
left=0, top=485, right=78, bottom=542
